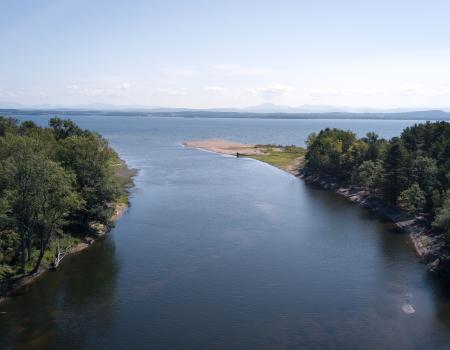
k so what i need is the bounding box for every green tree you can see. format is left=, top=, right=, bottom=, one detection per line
left=3, top=139, right=81, bottom=273
left=304, top=128, right=357, bottom=178
left=398, top=183, right=426, bottom=214
left=363, top=132, right=384, bottom=161
left=57, top=134, right=119, bottom=227
left=353, top=160, right=384, bottom=192
left=434, top=191, right=450, bottom=233
left=49, top=117, right=86, bottom=140
left=382, top=138, right=410, bottom=203
left=0, top=118, right=130, bottom=281
left=411, top=156, right=437, bottom=190
left=342, top=140, right=369, bottom=178
left=0, top=116, right=18, bottom=137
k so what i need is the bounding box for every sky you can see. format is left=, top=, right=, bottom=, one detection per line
left=1, top=0, right=450, bottom=109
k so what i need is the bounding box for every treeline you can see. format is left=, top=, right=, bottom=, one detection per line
left=0, top=117, right=131, bottom=280
left=303, top=121, right=450, bottom=233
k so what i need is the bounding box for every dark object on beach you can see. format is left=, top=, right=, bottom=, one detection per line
left=236, top=152, right=240, bottom=157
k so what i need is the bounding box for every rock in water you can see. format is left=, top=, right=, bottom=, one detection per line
left=402, top=304, right=415, bottom=314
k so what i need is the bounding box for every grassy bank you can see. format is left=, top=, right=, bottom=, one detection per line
left=244, top=145, right=305, bottom=175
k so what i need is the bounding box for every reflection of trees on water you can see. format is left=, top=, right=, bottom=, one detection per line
left=426, top=273, right=450, bottom=324
left=0, top=237, right=119, bottom=350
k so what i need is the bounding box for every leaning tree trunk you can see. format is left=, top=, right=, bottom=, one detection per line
left=19, top=231, right=26, bottom=274
left=52, top=240, right=71, bottom=269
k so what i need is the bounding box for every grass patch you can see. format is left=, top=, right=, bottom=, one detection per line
left=245, top=145, right=306, bottom=172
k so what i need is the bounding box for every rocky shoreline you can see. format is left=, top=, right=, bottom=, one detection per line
left=301, top=173, right=450, bottom=278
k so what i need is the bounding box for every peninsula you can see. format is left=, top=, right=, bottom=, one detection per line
left=182, top=140, right=305, bottom=176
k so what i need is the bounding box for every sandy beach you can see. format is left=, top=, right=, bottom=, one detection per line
left=182, top=139, right=268, bottom=156
left=183, top=139, right=305, bottom=176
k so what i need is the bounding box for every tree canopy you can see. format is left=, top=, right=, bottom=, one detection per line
left=0, top=117, right=129, bottom=280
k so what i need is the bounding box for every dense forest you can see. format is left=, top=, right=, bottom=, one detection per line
left=303, top=121, right=450, bottom=234
left=0, top=117, right=132, bottom=283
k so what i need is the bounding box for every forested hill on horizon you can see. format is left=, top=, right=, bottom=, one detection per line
left=1, top=108, right=450, bottom=121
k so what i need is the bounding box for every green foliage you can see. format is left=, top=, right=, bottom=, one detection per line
left=353, top=160, right=384, bottom=191
left=382, top=138, right=410, bottom=203
left=57, top=134, right=119, bottom=225
left=49, top=117, right=87, bottom=140
left=401, top=121, right=450, bottom=189
left=398, top=183, right=426, bottom=214
left=0, top=230, right=20, bottom=266
left=411, top=156, right=438, bottom=193
left=248, top=146, right=305, bottom=171
left=304, top=121, right=449, bottom=214
left=304, top=128, right=357, bottom=179
left=363, top=132, right=384, bottom=161
left=283, top=145, right=305, bottom=153
left=0, top=116, right=18, bottom=137
left=0, top=117, right=128, bottom=279
left=434, top=191, right=450, bottom=233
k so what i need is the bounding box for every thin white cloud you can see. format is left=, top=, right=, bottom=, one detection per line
left=309, top=88, right=358, bottom=97
left=161, top=68, right=198, bottom=77
left=0, top=88, right=22, bottom=98
left=204, top=86, right=228, bottom=93
left=67, top=83, right=132, bottom=97
left=395, top=84, right=423, bottom=95
left=116, top=83, right=131, bottom=90
left=428, top=87, right=450, bottom=96
left=247, top=83, right=293, bottom=99
left=232, top=68, right=276, bottom=76
left=211, top=64, right=275, bottom=76
left=156, top=87, right=188, bottom=96
left=308, top=85, right=450, bottom=98
left=211, top=64, right=241, bottom=70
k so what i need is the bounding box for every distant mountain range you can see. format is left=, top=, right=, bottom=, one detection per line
left=1, top=102, right=450, bottom=120
left=1, top=101, right=450, bottom=113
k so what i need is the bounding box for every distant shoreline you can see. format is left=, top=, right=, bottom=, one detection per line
left=1, top=108, right=449, bottom=121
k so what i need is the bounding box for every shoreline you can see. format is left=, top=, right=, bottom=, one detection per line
left=0, top=160, right=137, bottom=303
left=185, top=139, right=450, bottom=278
left=301, top=174, right=450, bottom=278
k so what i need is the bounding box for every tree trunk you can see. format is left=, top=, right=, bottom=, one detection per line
left=31, top=230, right=52, bottom=274
left=52, top=240, right=71, bottom=269
left=26, top=232, right=32, bottom=262
left=31, top=241, right=45, bottom=274
left=20, top=232, right=26, bottom=274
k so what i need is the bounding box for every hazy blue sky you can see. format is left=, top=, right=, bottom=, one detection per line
left=1, top=0, right=450, bottom=108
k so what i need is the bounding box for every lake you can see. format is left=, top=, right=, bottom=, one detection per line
left=1, top=116, right=450, bottom=349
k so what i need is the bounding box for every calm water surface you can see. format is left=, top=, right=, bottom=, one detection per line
left=1, top=116, right=450, bottom=349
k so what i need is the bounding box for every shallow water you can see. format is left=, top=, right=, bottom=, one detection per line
left=1, top=116, right=450, bottom=349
